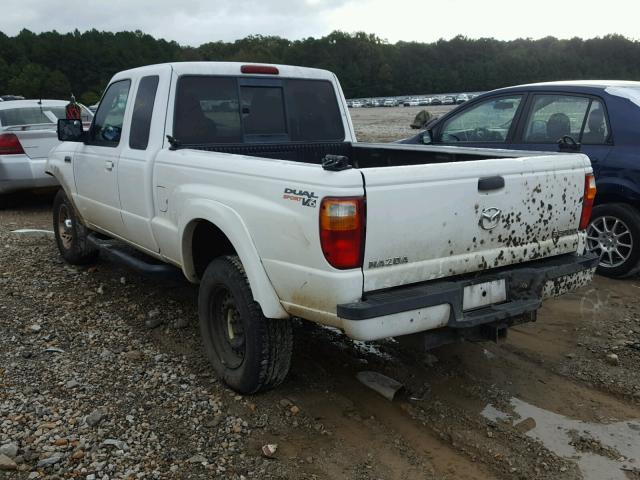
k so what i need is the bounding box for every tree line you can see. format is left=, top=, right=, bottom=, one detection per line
left=1, top=29, right=640, bottom=104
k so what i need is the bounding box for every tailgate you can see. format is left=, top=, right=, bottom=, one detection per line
left=361, top=153, right=590, bottom=292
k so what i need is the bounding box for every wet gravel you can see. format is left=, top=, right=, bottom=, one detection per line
left=0, top=225, right=292, bottom=479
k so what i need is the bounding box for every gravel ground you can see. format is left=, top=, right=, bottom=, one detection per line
left=1, top=110, right=640, bottom=480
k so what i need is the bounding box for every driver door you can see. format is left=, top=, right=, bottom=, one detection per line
left=434, top=94, right=525, bottom=149
left=73, top=80, right=131, bottom=236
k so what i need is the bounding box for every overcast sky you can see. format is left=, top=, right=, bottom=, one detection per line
left=1, top=0, right=637, bottom=46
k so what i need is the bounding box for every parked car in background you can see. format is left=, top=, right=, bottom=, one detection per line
left=456, top=93, right=469, bottom=104
left=443, top=96, right=456, bottom=105
left=419, top=98, right=431, bottom=106
left=1, top=95, right=26, bottom=101
left=383, top=99, right=396, bottom=107
left=0, top=99, right=93, bottom=201
left=404, top=98, right=420, bottom=106
left=401, top=80, right=640, bottom=278
left=430, top=97, right=443, bottom=105
left=351, top=100, right=363, bottom=108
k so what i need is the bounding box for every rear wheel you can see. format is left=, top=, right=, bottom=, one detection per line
left=586, top=203, right=640, bottom=278
left=52, top=190, right=98, bottom=265
left=198, top=255, right=292, bottom=394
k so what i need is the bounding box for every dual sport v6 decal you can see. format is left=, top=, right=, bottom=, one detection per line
left=283, top=188, right=318, bottom=208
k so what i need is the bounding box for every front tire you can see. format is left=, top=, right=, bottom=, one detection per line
left=586, top=203, right=640, bottom=278
left=52, top=190, right=98, bottom=265
left=198, top=255, right=292, bottom=394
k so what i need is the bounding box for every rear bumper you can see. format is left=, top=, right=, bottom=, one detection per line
left=0, top=155, right=58, bottom=194
left=338, top=253, right=598, bottom=341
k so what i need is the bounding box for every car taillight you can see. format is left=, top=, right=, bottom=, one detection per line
left=320, top=197, right=365, bottom=269
left=0, top=133, right=25, bottom=155
left=579, top=173, right=597, bottom=230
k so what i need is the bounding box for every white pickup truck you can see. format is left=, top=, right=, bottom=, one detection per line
left=47, top=62, right=598, bottom=393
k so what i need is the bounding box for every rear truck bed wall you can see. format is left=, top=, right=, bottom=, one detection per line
left=175, top=141, right=570, bottom=168
left=44, top=61, right=596, bottom=343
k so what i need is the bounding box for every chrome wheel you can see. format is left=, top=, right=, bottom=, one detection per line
left=587, top=216, right=633, bottom=268
left=57, top=204, right=74, bottom=250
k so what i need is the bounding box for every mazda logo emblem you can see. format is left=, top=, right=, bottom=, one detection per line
left=479, top=207, right=502, bottom=230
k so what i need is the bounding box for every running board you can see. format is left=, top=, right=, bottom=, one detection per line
left=87, top=233, right=183, bottom=281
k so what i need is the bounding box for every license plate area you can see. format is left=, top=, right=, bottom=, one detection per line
left=463, top=279, right=507, bottom=311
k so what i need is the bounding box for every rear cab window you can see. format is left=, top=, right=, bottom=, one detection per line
left=172, top=76, right=344, bottom=144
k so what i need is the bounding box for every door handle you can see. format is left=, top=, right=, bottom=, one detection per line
left=478, top=176, right=505, bottom=192
left=105, top=160, right=114, bottom=171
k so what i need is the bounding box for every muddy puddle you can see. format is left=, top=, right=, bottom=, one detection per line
left=482, top=398, right=640, bottom=479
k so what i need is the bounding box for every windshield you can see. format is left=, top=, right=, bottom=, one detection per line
left=0, top=105, right=93, bottom=127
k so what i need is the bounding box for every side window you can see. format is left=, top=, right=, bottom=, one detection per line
left=174, top=76, right=241, bottom=144
left=523, top=95, right=589, bottom=143
left=90, top=80, right=131, bottom=146
left=581, top=99, right=610, bottom=144
left=240, top=86, right=287, bottom=136
left=440, top=95, right=522, bottom=143
left=129, top=76, right=159, bottom=150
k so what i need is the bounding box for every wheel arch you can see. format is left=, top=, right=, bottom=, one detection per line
left=594, top=179, right=640, bottom=212
left=179, top=199, right=288, bottom=319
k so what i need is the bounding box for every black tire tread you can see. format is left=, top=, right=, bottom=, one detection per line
left=226, top=255, right=293, bottom=392
left=200, top=255, right=292, bottom=394
left=53, top=189, right=98, bottom=265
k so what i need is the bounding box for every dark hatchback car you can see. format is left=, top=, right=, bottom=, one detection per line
left=402, top=81, right=640, bottom=278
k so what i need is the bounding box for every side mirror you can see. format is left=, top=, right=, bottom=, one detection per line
left=421, top=130, right=433, bottom=145
left=57, top=119, right=85, bottom=142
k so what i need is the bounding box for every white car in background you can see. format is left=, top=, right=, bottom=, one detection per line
left=404, top=98, right=420, bottom=106
left=0, top=99, right=93, bottom=199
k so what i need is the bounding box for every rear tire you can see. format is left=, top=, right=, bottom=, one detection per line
left=586, top=203, right=640, bottom=278
left=198, top=255, right=292, bottom=394
left=52, top=190, right=98, bottom=265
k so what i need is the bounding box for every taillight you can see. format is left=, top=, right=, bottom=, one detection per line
left=241, top=65, right=279, bottom=75
left=0, top=133, right=25, bottom=155
left=579, top=173, right=597, bottom=230
left=320, top=197, right=365, bottom=269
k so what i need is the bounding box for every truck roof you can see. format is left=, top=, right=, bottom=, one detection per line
left=112, top=61, right=337, bottom=82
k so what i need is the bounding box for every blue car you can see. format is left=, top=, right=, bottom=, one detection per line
left=402, top=81, right=640, bottom=278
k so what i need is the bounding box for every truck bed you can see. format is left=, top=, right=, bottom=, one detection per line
left=173, top=141, right=536, bottom=168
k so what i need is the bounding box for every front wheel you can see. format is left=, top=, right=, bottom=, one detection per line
left=52, top=190, right=98, bottom=265
left=198, top=255, right=293, bottom=394
left=586, top=203, right=640, bottom=278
